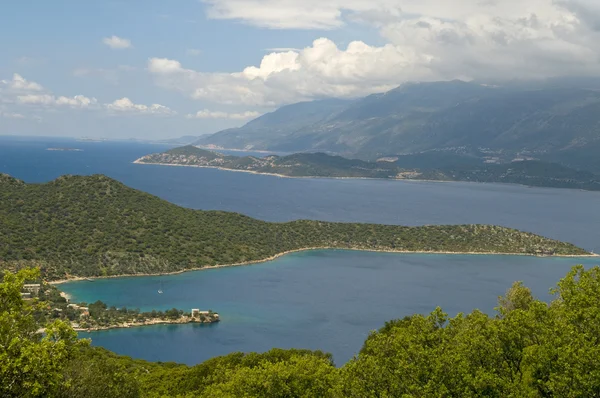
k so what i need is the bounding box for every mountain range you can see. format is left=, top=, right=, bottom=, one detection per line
left=191, top=80, right=600, bottom=173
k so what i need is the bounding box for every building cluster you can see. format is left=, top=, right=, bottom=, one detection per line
left=20, top=283, right=41, bottom=300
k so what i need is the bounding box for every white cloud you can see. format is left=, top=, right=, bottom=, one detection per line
left=17, top=94, right=97, bottom=108
left=148, top=39, right=432, bottom=106
left=187, top=109, right=261, bottom=119
left=0, top=73, right=44, bottom=92
left=1, top=73, right=176, bottom=120
left=202, top=0, right=402, bottom=29
left=105, top=97, right=176, bottom=115
left=144, top=0, right=600, bottom=107
left=102, top=35, right=132, bottom=49
left=264, top=47, right=302, bottom=52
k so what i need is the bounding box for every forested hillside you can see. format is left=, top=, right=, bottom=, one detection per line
left=0, top=174, right=587, bottom=280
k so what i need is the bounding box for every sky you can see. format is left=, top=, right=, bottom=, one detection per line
left=1, top=0, right=600, bottom=140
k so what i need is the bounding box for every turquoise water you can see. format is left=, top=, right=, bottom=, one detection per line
left=60, top=250, right=600, bottom=365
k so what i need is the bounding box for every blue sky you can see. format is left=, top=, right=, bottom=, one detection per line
left=1, top=0, right=599, bottom=139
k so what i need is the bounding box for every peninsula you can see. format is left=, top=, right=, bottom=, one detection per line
left=135, top=146, right=600, bottom=191
left=29, top=282, right=219, bottom=332
left=0, top=173, right=591, bottom=282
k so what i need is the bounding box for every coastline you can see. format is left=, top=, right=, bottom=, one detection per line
left=49, top=247, right=599, bottom=285
left=132, top=160, right=600, bottom=191
left=133, top=159, right=387, bottom=181
left=74, top=317, right=217, bottom=333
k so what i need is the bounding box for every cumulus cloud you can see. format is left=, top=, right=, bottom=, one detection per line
left=105, top=97, right=176, bottom=115
left=148, top=39, right=433, bottom=106
left=145, top=0, right=600, bottom=107
left=102, top=35, right=132, bottom=49
left=187, top=109, right=261, bottom=119
left=1, top=73, right=175, bottom=119
left=17, top=94, right=97, bottom=108
left=0, top=74, right=44, bottom=93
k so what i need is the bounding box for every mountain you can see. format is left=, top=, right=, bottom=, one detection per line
left=0, top=174, right=587, bottom=280
left=194, top=80, right=600, bottom=168
left=195, top=98, right=351, bottom=152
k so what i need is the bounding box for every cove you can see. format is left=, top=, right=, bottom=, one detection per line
left=59, top=250, right=600, bottom=365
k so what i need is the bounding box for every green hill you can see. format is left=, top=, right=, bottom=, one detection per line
left=0, top=174, right=588, bottom=280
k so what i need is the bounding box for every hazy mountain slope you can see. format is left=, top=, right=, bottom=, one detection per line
left=195, top=81, right=600, bottom=164
left=195, top=99, right=350, bottom=151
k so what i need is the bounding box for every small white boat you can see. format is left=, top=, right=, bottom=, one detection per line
left=158, top=290, right=163, bottom=294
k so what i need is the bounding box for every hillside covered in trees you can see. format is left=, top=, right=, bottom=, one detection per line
left=0, top=174, right=588, bottom=280
left=5, top=265, right=600, bottom=397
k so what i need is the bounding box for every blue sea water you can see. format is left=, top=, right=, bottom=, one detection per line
left=61, top=251, right=600, bottom=365
left=2, top=136, right=600, bottom=365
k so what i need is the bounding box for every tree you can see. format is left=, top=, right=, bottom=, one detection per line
left=57, top=347, right=140, bottom=398
left=199, top=354, right=339, bottom=398
left=0, top=269, right=83, bottom=397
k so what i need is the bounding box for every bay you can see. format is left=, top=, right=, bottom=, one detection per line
left=2, top=135, right=600, bottom=365
left=60, top=251, right=600, bottom=365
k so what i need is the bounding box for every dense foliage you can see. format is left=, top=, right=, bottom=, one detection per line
left=140, top=146, right=600, bottom=191
left=6, top=266, right=600, bottom=397
left=0, top=174, right=587, bottom=280
left=0, top=269, right=83, bottom=397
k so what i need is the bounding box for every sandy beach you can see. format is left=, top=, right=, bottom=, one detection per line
left=48, top=247, right=599, bottom=285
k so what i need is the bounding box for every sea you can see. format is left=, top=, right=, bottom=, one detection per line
left=2, top=135, right=600, bottom=365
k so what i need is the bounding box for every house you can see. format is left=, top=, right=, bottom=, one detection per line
left=23, top=284, right=41, bottom=295
left=191, top=309, right=211, bottom=318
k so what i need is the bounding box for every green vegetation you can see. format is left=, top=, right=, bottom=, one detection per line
left=6, top=265, right=600, bottom=397
left=0, top=268, right=84, bottom=397
left=138, top=146, right=600, bottom=191
left=0, top=174, right=587, bottom=280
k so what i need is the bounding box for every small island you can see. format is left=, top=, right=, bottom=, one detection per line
left=25, top=282, right=219, bottom=332
left=134, top=146, right=600, bottom=191
left=47, top=147, right=83, bottom=152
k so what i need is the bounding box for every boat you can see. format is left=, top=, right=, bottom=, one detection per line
left=158, top=290, right=163, bottom=294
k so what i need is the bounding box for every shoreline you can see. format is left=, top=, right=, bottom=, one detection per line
left=74, top=317, right=217, bottom=333
left=132, top=160, right=600, bottom=191
left=49, top=247, right=599, bottom=285
left=133, top=159, right=386, bottom=181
